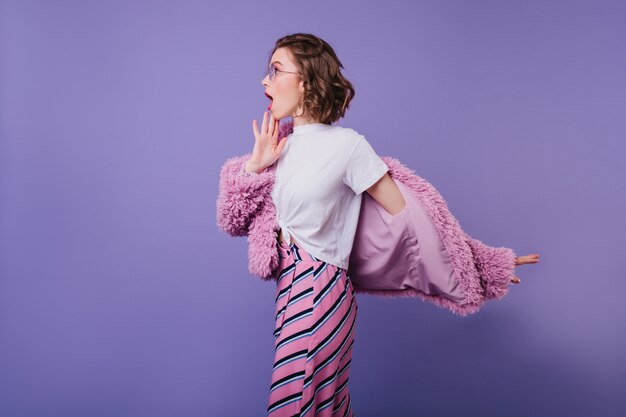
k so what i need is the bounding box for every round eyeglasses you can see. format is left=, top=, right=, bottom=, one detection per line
left=267, top=63, right=301, bottom=83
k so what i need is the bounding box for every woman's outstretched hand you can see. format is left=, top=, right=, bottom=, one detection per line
left=511, top=253, right=540, bottom=284
left=245, top=111, right=287, bottom=173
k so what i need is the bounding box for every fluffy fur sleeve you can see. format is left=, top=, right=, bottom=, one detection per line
left=216, top=153, right=276, bottom=237
left=463, top=232, right=518, bottom=301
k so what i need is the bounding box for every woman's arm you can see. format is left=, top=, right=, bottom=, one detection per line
left=216, top=153, right=275, bottom=237
left=365, top=172, right=407, bottom=215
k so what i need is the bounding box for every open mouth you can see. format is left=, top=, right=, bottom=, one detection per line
left=265, top=92, right=273, bottom=110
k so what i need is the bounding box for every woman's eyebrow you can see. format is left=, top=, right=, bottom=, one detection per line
left=271, top=61, right=283, bottom=66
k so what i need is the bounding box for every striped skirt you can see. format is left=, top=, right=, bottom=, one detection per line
left=267, top=238, right=357, bottom=417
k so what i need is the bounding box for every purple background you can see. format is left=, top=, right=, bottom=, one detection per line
left=1, top=1, right=625, bottom=416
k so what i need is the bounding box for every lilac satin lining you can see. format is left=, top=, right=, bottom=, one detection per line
left=348, top=179, right=465, bottom=302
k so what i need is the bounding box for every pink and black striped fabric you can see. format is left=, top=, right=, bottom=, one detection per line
left=267, top=238, right=358, bottom=417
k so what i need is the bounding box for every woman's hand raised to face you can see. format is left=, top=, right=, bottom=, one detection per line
left=246, top=112, right=288, bottom=174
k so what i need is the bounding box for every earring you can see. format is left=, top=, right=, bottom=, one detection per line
left=293, top=99, right=305, bottom=118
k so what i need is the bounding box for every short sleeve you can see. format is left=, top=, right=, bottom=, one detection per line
left=343, top=136, right=389, bottom=194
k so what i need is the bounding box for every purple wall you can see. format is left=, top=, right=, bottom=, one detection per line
left=1, top=1, right=624, bottom=416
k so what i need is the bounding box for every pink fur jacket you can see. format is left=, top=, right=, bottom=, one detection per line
left=216, top=120, right=517, bottom=316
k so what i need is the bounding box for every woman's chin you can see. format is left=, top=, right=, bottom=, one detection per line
left=270, top=109, right=283, bottom=121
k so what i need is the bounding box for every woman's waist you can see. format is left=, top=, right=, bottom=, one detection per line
left=276, top=229, right=348, bottom=270
left=277, top=228, right=300, bottom=260
left=278, top=228, right=298, bottom=246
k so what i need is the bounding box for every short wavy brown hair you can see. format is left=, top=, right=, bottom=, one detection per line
left=265, top=33, right=355, bottom=125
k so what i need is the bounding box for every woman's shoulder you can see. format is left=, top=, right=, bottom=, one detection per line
left=329, top=125, right=363, bottom=147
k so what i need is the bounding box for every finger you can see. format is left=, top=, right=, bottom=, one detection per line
left=252, top=119, right=259, bottom=140
left=516, top=254, right=538, bottom=266
left=511, top=276, right=521, bottom=284
left=275, top=136, right=287, bottom=153
left=271, top=120, right=280, bottom=145
left=268, top=113, right=275, bottom=137
left=261, top=111, right=268, bottom=136
left=519, top=255, right=540, bottom=265
left=274, top=119, right=280, bottom=137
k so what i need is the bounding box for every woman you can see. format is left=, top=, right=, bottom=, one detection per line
left=241, top=33, right=539, bottom=417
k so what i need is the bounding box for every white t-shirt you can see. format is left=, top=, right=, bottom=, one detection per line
left=270, top=122, right=389, bottom=270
